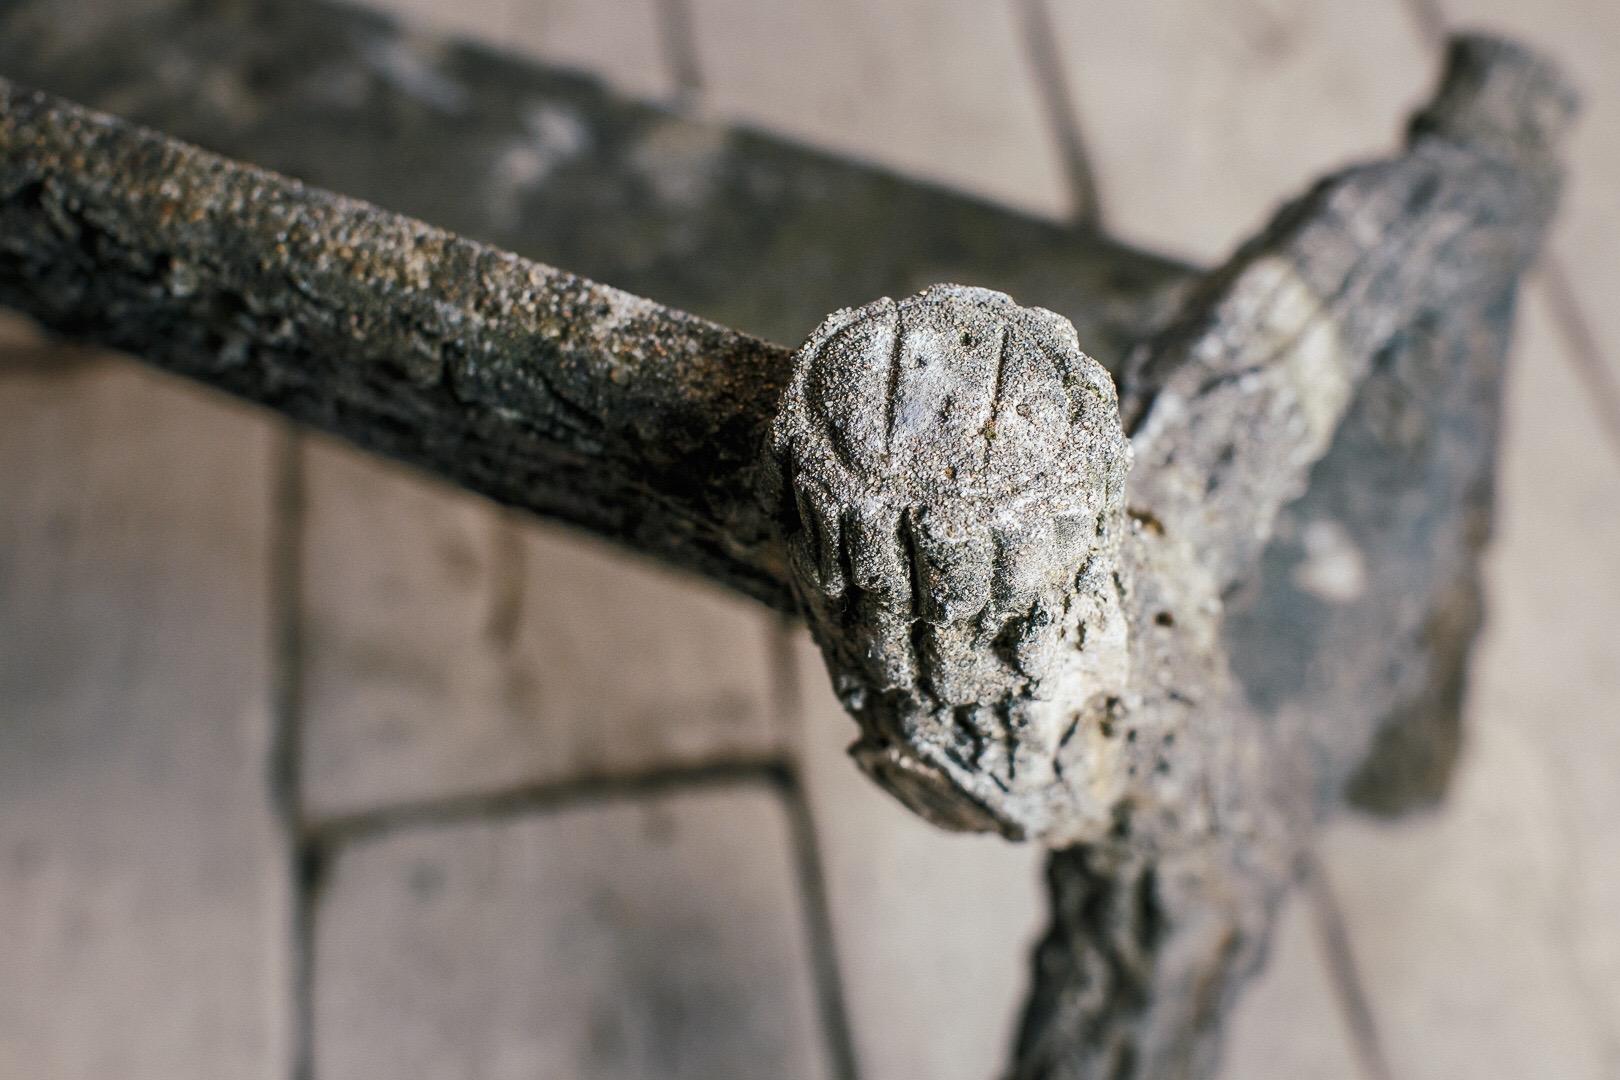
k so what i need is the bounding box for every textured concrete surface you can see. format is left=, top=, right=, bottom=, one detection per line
left=1, top=0, right=1617, bottom=1077
left=1042, top=0, right=1433, bottom=264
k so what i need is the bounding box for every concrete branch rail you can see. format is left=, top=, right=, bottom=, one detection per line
left=0, top=31, right=1574, bottom=1079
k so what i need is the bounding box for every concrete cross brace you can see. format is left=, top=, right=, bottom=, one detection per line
left=0, top=31, right=1573, bottom=1080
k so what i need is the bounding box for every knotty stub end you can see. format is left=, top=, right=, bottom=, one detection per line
left=768, top=285, right=1132, bottom=839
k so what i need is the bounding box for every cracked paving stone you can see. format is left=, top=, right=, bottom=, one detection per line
left=313, top=785, right=833, bottom=1080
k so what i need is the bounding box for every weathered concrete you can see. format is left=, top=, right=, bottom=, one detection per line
left=299, top=439, right=782, bottom=822
left=0, top=18, right=1576, bottom=1079
left=769, top=284, right=1131, bottom=839
left=1012, top=37, right=1574, bottom=1079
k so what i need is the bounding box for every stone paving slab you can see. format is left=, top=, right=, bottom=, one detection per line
left=0, top=356, right=290, bottom=1080
left=1216, top=890, right=1365, bottom=1080
left=0, top=309, right=41, bottom=349
left=300, top=441, right=782, bottom=823
left=1044, top=0, right=1431, bottom=264
left=507, top=0, right=671, bottom=101
left=683, top=0, right=1070, bottom=219
left=312, top=785, right=832, bottom=1080
left=350, top=0, right=673, bottom=102
left=790, top=630, right=1047, bottom=1080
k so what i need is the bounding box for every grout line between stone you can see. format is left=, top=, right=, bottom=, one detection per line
left=1301, top=853, right=1397, bottom=1080
left=1537, top=263, right=1620, bottom=466
left=267, top=426, right=316, bottom=1080
left=1011, top=0, right=1104, bottom=228
left=309, top=617, right=864, bottom=1080
left=654, top=0, right=704, bottom=111
left=305, top=758, right=795, bottom=849
left=772, top=619, right=864, bottom=1080
left=303, top=733, right=865, bottom=1080
left=482, top=510, right=528, bottom=653
left=1398, top=0, right=1447, bottom=49
left=782, top=768, right=865, bottom=1080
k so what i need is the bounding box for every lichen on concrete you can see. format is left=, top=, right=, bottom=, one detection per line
left=769, top=285, right=1131, bottom=839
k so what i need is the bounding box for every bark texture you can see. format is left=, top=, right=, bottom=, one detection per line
left=0, top=78, right=798, bottom=608
left=0, top=0, right=1194, bottom=358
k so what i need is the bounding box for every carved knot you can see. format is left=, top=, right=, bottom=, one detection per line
left=768, top=285, right=1133, bottom=842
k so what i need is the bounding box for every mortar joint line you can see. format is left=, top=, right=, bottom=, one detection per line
left=1539, top=260, right=1620, bottom=466
left=654, top=0, right=704, bottom=112
left=1013, top=0, right=1104, bottom=228
left=268, top=425, right=316, bottom=1080
left=1301, top=852, right=1396, bottom=1080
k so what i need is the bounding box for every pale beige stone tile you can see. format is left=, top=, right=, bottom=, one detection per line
left=1215, top=891, right=1363, bottom=1080
left=508, top=0, right=672, bottom=101
left=299, top=440, right=781, bottom=823
left=341, top=0, right=669, bottom=101
left=1045, top=0, right=1430, bottom=263
left=0, top=360, right=289, bottom=1080
left=683, top=0, right=1070, bottom=219
left=790, top=630, right=1047, bottom=1080
left=1318, top=292, right=1620, bottom=1080
left=344, top=0, right=516, bottom=50
left=313, top=786, right=832, bottom=1080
